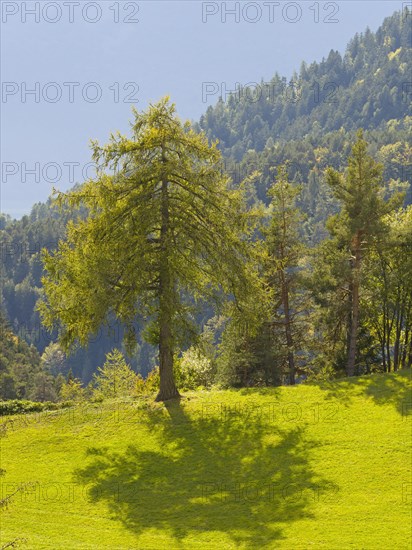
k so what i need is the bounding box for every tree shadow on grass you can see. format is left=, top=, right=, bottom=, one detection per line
left=74, top=399, right=337, bottom=548
left=316, top=369, right=412, bottom=417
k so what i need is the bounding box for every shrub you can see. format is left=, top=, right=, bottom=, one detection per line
left=41, top=343, right=68, bottom=377
left=175, top=347, right=215, bottom=390
left=92, top=349, right=137, bottom=400
left=134, top=374, right=146, bottom=395
left=0, top=400, right=72, bottom=416
left=134, top=367, right=160, bottom=396
left=27, top=372, right=59, bottom=402
left=59, top=379, right=85, bottom=402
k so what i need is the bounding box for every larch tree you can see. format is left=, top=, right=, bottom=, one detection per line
left=37, top=98, right=255, bottom=401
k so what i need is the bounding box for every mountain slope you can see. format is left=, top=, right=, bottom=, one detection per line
left=0, top=311, right=44, bottom=400
left=197, top=9, right=411, bottom=159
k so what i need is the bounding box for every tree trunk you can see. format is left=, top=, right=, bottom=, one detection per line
left=386, top=321, right=392, bottom=372
left=401, top=299, right=411, bottom=368
left=346, top=281, right=353, bottom=367
left=156, top=313, right=180, bottom=401
left=380, top=254, right=389, bottom=372
left=155, top=170, right=180, bottom=402
left=381, top=340, right=387, bottom=373
left=408, top=336, right=412, bottom=369
left=393, top=303, right=403, bottom=372
left=401, top=325, right=409, bottom=369
left=281, top=271, right=295, bottom=385
left=347, top=233, right=361, bottom=377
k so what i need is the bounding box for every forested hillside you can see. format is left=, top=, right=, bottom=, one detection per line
left=0, top=9, right=411, bottom=395
left=197, top=10, right=411, bottom=157
left=0, top=310, right=60, bottom=401
left=0, top=200, right=158, bottom=386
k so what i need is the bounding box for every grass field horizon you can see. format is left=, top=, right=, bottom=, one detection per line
left=1, top=369, right=411, bottom=549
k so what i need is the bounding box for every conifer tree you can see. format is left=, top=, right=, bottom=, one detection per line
left=264, top=164, right=306, bottom=384
left=38, top=98, right=255, bottom=401
left=326, top=130, right=403, bottom=376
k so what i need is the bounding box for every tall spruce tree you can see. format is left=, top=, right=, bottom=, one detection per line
left=363, top=206, right=412, bottom=371
left=325, top=130, right=402, bottom=376
left=263, top=164, right=306, bottom=385
left=37, top=98, right=255, bottom=401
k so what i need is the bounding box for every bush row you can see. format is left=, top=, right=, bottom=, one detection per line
left=0, top=399, right=72, bottom=416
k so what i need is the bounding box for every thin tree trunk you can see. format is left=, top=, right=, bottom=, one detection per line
left=401, top=299, right=411, bottom=368
left=278, top=186, right=295, bottom=386
left=377, top=317, right=386, bottom=372
left=386, top=316, right=392, bottom=373
left=393, top=302, right=403, bottom=372
left=281, top=270, right=295, bottom=385
left=347, top=233, right=361, bottom=377
left=379, top=252, right=389, bottom=371
left=381, top=341, right=387, bottom=373
left=402, top=325, right=409, bottom=369
left=346, top=281, right=353, bottom=366
left=383, top=269, right=395, bottom=372
left=155, top=170, right=180, bottom=402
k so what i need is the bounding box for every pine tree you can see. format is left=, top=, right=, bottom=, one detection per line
left=325, top=130, right=403, bottom=376
left=92, top=349, right=136, bottom=399
left=263, top=164, right=307, bottom=384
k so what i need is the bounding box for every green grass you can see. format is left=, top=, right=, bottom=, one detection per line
left=1, top=369, right=411, bottom=549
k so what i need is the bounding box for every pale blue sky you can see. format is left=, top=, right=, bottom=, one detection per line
left=1, top=1, right=402, bottom=218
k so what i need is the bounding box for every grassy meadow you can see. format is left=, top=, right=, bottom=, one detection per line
left=1, top=369, right=411, bottom=549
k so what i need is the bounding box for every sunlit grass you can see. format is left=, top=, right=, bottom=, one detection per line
left=1, top=369, right=411, bottom=549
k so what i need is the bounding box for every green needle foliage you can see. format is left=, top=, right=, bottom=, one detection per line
left=264, top=164, right=307, bottom=385
left=92, top=350, right=137, bottom=400
left=325, top=130, right=404, bottom=376
left=37, top=98, right=257, bottom=401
